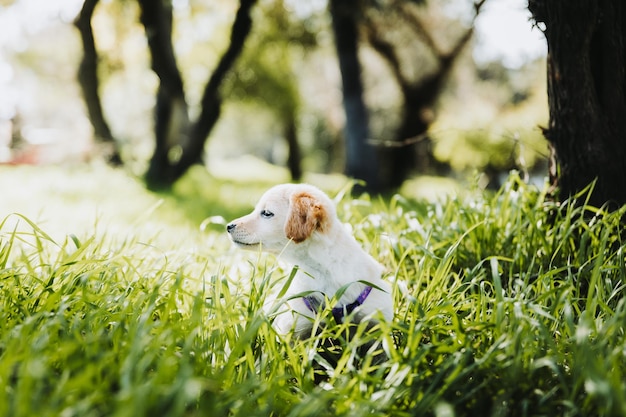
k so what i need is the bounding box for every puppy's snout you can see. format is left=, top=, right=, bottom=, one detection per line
left=226, top=223, right=236, bottom=233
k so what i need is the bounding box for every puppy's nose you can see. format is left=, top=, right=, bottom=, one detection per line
left=226, top=223, right=236, bottom=233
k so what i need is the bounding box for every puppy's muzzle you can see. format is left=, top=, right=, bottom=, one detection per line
left=226, top=223, right=257, bottom=246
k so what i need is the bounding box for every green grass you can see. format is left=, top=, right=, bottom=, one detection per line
left=0, top=165, right=625, bottom=417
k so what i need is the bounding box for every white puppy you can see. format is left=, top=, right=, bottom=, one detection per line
left=227, top=183, right=393, bottom=337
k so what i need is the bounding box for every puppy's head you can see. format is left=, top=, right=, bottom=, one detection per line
left=226, top=184, right=334, bottom=253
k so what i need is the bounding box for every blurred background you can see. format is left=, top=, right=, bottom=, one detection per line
left=0, top=0, right=548, bottom=197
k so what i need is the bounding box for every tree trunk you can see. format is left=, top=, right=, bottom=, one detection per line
left=284, top=114, right=302, bottom=181
left=364, top=1, right=484, bottom=189
left=171, top=0, right=257, bottom=183
left=329, top=0, right=380, bottom=194
left=74, top=0, right=122, bottom=165
left=138, top=0, right=189, bottom=188
left=530, top=0, right=626, bottom=209
left=140, top=0, right=257, bottom=188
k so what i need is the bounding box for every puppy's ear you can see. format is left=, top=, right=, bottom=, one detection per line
left=285, top=192, right=328, bottom=243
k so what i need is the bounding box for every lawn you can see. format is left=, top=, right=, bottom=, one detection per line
left=0, top=164, right=624, bottom=417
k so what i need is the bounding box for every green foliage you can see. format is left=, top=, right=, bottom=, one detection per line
left=224, top=0, right=318, bottom=119
left=1, top=169, right=625, bottom=416
left=434, top=59, right=549, bottom=174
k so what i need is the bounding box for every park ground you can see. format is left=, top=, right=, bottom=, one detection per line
left=0, top=163, right=625, bottom=417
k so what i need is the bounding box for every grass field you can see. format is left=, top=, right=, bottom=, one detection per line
left=0, top=164, right=625, bottom=417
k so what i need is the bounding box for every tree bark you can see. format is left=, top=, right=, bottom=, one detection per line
left=530, top=0, right=626, bottom=209
left=329, top=0, right=380, bottom=194
left=74, top=0, right=122, bottom=165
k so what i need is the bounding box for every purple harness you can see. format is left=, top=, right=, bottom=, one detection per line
left=302, top=286, right=373, bottom=323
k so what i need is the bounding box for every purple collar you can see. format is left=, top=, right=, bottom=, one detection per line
left=303, top=286, right=373, bottom=323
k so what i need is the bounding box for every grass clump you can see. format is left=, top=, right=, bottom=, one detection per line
left=0, top=169, right=625, bottom=417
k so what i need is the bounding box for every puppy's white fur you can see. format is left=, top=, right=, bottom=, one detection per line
left=227, top=183, right=393, bottom=336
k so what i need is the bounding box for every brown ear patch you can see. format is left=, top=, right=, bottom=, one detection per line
left=285, top=191, right=328, bottom=243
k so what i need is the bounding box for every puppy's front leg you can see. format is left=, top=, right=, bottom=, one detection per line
left=271, top=299, right=316, bottom=338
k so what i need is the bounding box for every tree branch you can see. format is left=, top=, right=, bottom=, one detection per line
left=172, top=0, right=258, bottom=181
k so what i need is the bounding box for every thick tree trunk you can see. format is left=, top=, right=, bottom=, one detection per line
left=138, top=0, right=189, bottom=188
left=530, top=0, right=626, bottom=209
left=329, top=0, right=380, bottom=194
left=74, top=0, right=122, bottom=165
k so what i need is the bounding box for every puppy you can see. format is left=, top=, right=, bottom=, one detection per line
left=226, top=183, right=393, bottom=338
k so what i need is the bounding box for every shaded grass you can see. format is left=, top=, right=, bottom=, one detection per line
left=0, top=168, right=625, bottom=416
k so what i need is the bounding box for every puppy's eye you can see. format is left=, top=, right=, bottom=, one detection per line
left=260, top=209, right=274, bottom=219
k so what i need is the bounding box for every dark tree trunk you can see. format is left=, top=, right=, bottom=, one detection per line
left=74, top=0, right=122, bottom=165
left=140, top=0, right=257, bottom=189
left=329, top=0, right=380, bottom=194
left=530, top=0, right=626, bottom=209
left=138, top=0, right=189, bottom=188
left=284, top=115, right=302, bottom=181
